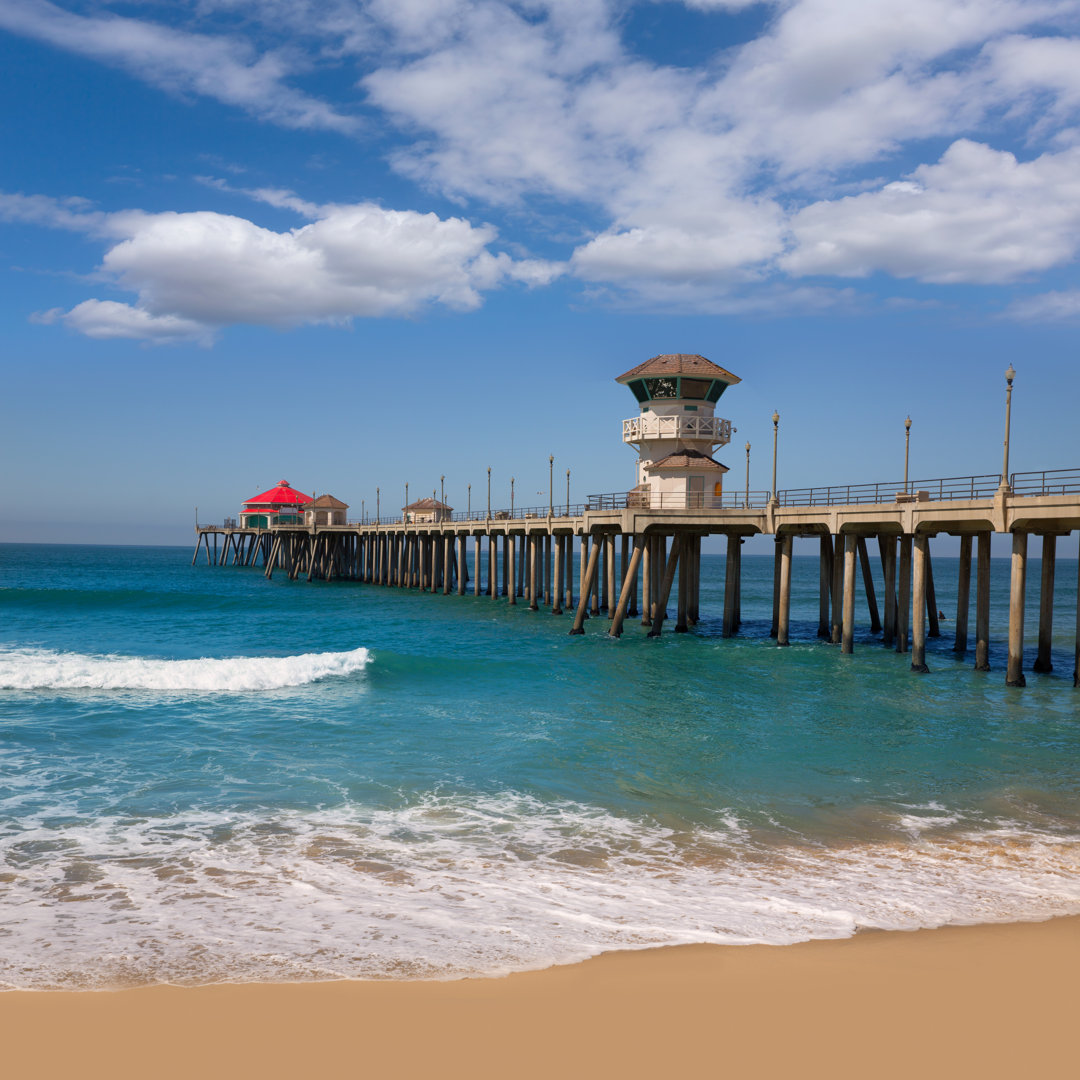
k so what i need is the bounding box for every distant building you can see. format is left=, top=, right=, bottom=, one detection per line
left=403, top=498, right=453, bottom=524
left=616, top=354, right=737, bottom=508
left=301, top=494, right=349, bottom=527
left=239, top=480, right=312, bottom=528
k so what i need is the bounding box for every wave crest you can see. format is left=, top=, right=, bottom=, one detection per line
left=0, top=646, right=371, bottom=691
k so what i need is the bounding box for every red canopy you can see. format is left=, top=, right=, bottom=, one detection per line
left=243, top=480, right=312, bottom=507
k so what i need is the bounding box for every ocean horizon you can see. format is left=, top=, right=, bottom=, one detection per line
left=2, top=541, right=1079, bottom=990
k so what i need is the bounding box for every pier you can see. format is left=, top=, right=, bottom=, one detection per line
left=192, top=355, right=1080, bottom=687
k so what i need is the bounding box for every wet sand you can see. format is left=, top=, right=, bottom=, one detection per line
left=3, top=916, right=1078, bottom=1079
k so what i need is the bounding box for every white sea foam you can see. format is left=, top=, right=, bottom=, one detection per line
left=0, top=646, right=371, bottom=691
left=3, top=792, right=1080, bottom=990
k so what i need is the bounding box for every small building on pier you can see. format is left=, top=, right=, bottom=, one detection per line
left=617, top=354, right=739, bottom=509
left=403, top=498, right=453, bottom=524
left=302, top=494, right=349, bottom=527
left=240, top=480, right=312, bottom=528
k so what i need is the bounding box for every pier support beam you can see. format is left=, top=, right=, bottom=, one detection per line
left=1033, top=534, right=1057, bottom=674
left=818, top=536, right=832, bottom=639
left=606, top=533, right=617, bottom=619
left=610, top=536, right=644, bottom=638
left=975, top=531, right=991, bottom=670
left=777, top=534, right=793, bottom=647
left=529, top=534, right=539, bottom=611
left=842, top=533, right=857, bottom=655
left=686, top=535, right=698, bottom=624
left=569, top=538, right=602, bottom=635
left=911, top=534, right=930, bottom=672
left=857, top=538, right=881, bottom=634
left=552, top=536, right=563, bottom=614
left=508, top=534, right=516, bottom=605
left=648, top=536, right=681, bottom=639
left=831, top=534, right=844, bottom=645
left=896, top=535, right=912, bottom=655
left=882, top=535, right=897, bottom=648
left=675, top=533, right=689, bottom=633
left=926, top=546, right=940, bottom=638
left=1007, top=531, right=1028, bottom=687
left=723, top=534, right=740, bottom=638
left=954, top=535, right=972, bottom=653
left=771, top=538, right=782, bottom=637
left=640, top=539, right=652, bottom=627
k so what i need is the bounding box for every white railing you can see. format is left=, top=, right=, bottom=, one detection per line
left=621, top=415, right=732, bottom=446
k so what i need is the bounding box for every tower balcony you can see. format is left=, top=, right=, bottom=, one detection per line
left=622, top=414, right=733, bottom=447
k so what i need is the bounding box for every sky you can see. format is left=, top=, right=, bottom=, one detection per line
left=2, top=0, right=1079, bottom=549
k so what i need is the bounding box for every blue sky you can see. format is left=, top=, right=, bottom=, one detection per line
left=2, top=0, right=1079, bottom=547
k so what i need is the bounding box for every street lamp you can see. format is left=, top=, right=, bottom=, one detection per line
left=487, top=466, right=491, bottom=520
left=440, top=474, right=445, bottom=510
left=404, top=482, right=409, bottom=522
left=361, top=499, right=365, bottom=525
left=566, top=468, right=570, bottom=511
left=468, top=483, right=471, bottom=517
left=744, top=441, right=751, bottom=508
left=1001, top=364, right=1016, bottom=490
left=770, top=411, right=780, bottom=505
left=511, top=477, right=515, bottom=516
left=904, top=416, right=912, bottom=494
left=376, top=487, right=380, bottom=522
left=548, top=455, right=554, bottom=516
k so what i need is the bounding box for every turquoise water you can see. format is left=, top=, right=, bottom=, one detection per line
left=1, top=541, right=1079, bottom=989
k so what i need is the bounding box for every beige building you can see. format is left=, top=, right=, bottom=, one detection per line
left=301, top=494, right=349, bottom=526
left=403, top=498, right=453, bottom=524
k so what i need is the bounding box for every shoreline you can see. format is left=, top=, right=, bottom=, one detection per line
left=3, top=915, right=1078, bottom=1079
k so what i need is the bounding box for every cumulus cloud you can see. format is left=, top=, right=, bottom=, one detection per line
left=1005, top=290, right=1080, bottom=321
left=0, top=0, right=357, bottom=132
left=6, top=191, right=562, bottom=343
left=782, top=140, right=1080, bottom=283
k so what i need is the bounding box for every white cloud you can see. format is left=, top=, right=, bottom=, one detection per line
left=1005, top=290, right=1080, bottom=320
left=8, top=192, right=562, bottom=342
left=782, top=140, right=1080, bottom=283
left=0, top=0, right=356, bottom=132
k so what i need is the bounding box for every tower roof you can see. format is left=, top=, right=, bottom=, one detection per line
left=243, top=480, right=312, bottom=506
left=403, top=498, right=454, bottom=512
left=647, top=448, right=729, bottom=472
left=301, top=494, right=349, bottom=510
left=615, top=354, right=741, bottom=385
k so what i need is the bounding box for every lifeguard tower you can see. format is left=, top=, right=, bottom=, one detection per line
left=616, top=354, right=739, bottom=509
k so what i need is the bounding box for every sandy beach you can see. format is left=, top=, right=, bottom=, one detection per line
left=3, top=915, right=1077, bottom=1080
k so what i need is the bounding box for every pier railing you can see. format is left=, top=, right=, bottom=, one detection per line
left=585, top=490, right=774, bottom=511
left=1010, top=468, right=1080, bottom=496
left=776, top=473, right=1003, bottom=507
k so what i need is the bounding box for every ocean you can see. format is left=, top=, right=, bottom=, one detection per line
left=2, top=541, right=1079, bottom=990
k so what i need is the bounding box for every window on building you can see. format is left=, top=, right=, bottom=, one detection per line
left=644, top=377, right=679, bottom=399
left=680, top=378, right=711, bottom=399
left=629, top=380, right=649, bottom=403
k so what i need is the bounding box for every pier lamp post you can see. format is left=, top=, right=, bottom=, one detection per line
left=904, top=416, right=912, bottom=494
left=549, top=455, right=554, bottom=516
left=468, top=484, right=471, bottom=517
left=376, top=488, right=380, bottom=522
left=511, top=477, right=515, bottom=517
left=566, top=469, right=570, bottom=511
left=440, top=475, right=445, bottom=510
left=770, top=412, right=780, bottom=506
left=361, top=499, right=365, bottom=525
left=744, top=441, right=751, bottom=508
left=1001, top=364, right=1016, bottom=491
left=405, top=482, right=409, bottom=521
left=487, top=467, right=491, bottom=520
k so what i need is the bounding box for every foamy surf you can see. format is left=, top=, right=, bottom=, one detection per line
left=3, top=793, right=1080, bottom=990
left=0, top=646, right=371, bottom=691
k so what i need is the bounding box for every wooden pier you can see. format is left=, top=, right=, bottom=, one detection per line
left=194, top=468, right=1080, bottom=688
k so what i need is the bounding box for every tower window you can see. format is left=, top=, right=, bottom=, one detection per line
left=706, top=381, right=727, bottom=403
left=629, top=380, right=649, bottom=403
left=644, top=377, right=678, bottom=399
left=680, top=378, right=711, bottom=399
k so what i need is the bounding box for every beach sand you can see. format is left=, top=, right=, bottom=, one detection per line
left=3, top=916, right=1077, bottom=1079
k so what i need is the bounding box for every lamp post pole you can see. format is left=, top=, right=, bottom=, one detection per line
left=904, top=416, right=912, bottom=494
left=744, top=441, right=751, bottom=508
left=487, top=467, right=491, bottom=520
left=467, top=484, right=471, bottom=517
left=376, top=488, right=379, bottom=522
left=770, top=412, right=780, bottom=505
left=361, top=499, right=365, bottom=525
left=404, top=482, right=409, bottom=523
left=566, top=469, right=570, bottom=512
left=549, top=455, right=554, bottom=516
left=440, top=475, right=445, bottom=513
left=511, top=477, right=515, bottom=517
left=1001, top=365, right=1016, bottom=490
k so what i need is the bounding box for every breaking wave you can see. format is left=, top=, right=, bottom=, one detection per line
left=0, top=646, right=372, bottom=692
